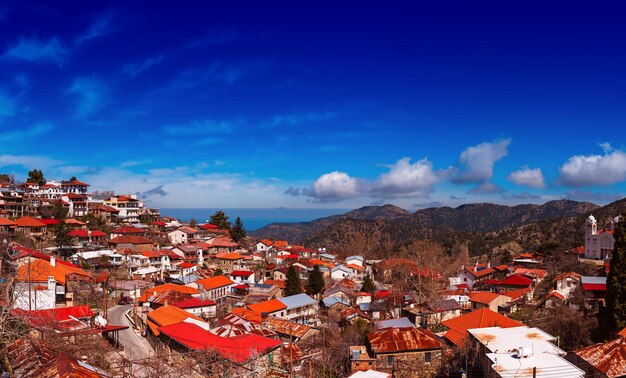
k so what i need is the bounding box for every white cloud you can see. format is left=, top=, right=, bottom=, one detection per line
left=0, top=154, right=63, bottom=169
left=467, top=182, right=504, bottom=194
left=507, top=166, right=545, bottom=188
left=309, top=171, right=359, bottom=201
left=370, top=158, right=442, bottom=198
left=453, top=139, right=510, bottom=184
left=559, top=147, right=626, bottom=187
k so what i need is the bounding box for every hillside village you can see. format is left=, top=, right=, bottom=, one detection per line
left=2, top=174, right=626, bottom=378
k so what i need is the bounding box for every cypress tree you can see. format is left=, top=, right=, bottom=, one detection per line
left=606, top=213, right=626, bottom=338
left=285, top=265, right=302, bottom=296
left=230, top=217, right=247, bottom=242
left=361, top=271, right=375, bottom=294
left=307, top=264, right=325, bottom=295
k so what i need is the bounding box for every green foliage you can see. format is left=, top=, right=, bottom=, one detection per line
left=69, top=176, right=77, bottom=181
left=306, top=264, right=325, bottom=295
left=537, top=241, right=563, bottom=256
left=27, top=169, right=46, bottom=185
left=55, top=221, right=73, bottom=253
left=605, top=213, right=626, bottom=338
left=210, top=210, right=231, bottom=230
left=361, top=271, right=375, bottom=294
left=189, top=217, right=198, bottom=227
left=284, top=265, right=302, bottom=296
left=230, top=217, right=246, bottom=242
left=0, top=174, right=15, bottom=185
left=213, top=267, right=224, bottom=276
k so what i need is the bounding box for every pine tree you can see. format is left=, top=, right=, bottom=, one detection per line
left=361, top=271, right=375, bottom=294
left=284, top=265, right=302, bottom=296
left=27, top=169, right=46, bottom=185
left=213, top=268, right=224, bottom=276
left=230, top=217, right=246, bottom=242
left=606, top=214, right=626, bottom=338
left=307, top=265, right=325, bottom=295
left=55, top=221, right=72, bottom=258
left=209, top=210, right=231, bottom=230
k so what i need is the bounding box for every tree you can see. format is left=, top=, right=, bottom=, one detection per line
left=285, top=265, right=302, bottom=296
left=209, top=210, right=231, bottom=230
left=605, top=213, right=626, bottom=338
left=26, top=169, right=46, bottom=185
left=69, top=176, right=77, bottom=182
left=307, top=265, right=325, bottom=295
left=54, top=221, right=73, bottom=257
left=0, top=174, right=15, bottom=185
left=189, top=217, right=198, bottom=228
left=361, top=271, right=375, bottom=294
left=213, top=267, right=224, bottom=276
left=230, top=217, right=246, bottom=242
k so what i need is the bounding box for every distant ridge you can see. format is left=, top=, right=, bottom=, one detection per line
left=250, top=199, right=613, bottom=254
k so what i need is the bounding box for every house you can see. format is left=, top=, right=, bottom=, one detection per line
left=265, top=317, right=318, bottom=342
left=71, top=249, right=124, bottom=267
left=468, top=326, right=584, bottom=378
left=206, top=236, right=239, bottom=255
left=109, top=280, right=154, bottom=299
left=353, top=326, right=444, bottom=377
left=229, top=270, right=255, bottom=284
left=68, top=229, right=108, bottom=245
left=0, top=217, right=16, bottom=233
left=145, top=304, right=204, bottom=348
left=104, top=194, right=143, bottom=223
left=441, top=307, right=524, bottom=346
left=346, top=255, right=365, bottom=267
left=247, top=298, right=288, bottom=319
left=139, top=283, right=200, bottom=303
left=170, top=245, right=202, bottom=264
left=168, top=226, right=198, bottom=245
left=139, top=250, right=171, bottom=271
left=570, top=333, right=626, bottom=378
left=132, top=266, right=160, bottom=281
left=88, top=203, right=119, bottom=221
left=584, top=215, right=615, bottom=260
left=402, top=299, right=461, bottom=327
left=469, top=291, right=512, bottom=312
left=278, top=293, right=319, bottom=324
left=108, top=235, right=154, bottom=252
left=449, top=263, right=494, bottom=289
left=542, top=290, right=567, bottom=308
left=195, top=275, right=235, bottom=301
left=553, top=271, right=581, bottom=299
left=255, top=239, right=273, bottom=252
left=213, top=252, right=245, bottom=273
left=13, top=216, right=46, bottom=238
left=581, top=276, right=607, bottom=308
left=331, top=265, right=354, bottom=280
left=171, top=297, right=217, bottom=318
left=109, top=226, right=146, bottom=239
left=13, top=256, right=90, bottom=310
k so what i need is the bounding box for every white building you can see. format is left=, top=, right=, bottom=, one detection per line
left=346, top=255, right=364, bottom=267
left=277, top=293, right=319, bottom=324
left=468, top=326, right=584, bottom=378
left=584, top=215, right=616, bottom=260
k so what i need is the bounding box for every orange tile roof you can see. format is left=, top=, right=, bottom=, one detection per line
left=230, top=307, right=263, bottom=323
left=0, top=218, right=16, bottom=226
left=469, top=291, right=505, bottom=305
left=574, top=336, right=626, bottom=377
left=140, top=283, right=199, bottom=302
left=16, top=259, right=66, bottom=285
left=247, top=299, right=287, bottom=315
left=147, top=305, right=203, bottom=328
left=441, top=308, right=524, bottom=346
left=195, top=275, right=234, bottom=290
left=264, top=279, right=286, bottom=289
left=465, top=264, right=495, bottom=278
left=504, top=287, right=532, bottom=301
left=215, top=252, right=243, bottom=260
left=14, top=216, right=46, bottom=228
left=346, top=263, right=364, bottom=272
left=553, top=271, right=582, bottom=282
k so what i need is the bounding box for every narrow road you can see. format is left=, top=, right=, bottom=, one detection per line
left=108, top=304, right=153, bottom=376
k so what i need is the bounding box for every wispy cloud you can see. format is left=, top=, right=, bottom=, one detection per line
left=0, top=154, right=63, bottom=169
left=2, top=37, right=69, bottom=65
left=0, top=122, right=54, bottom=142
left=75, top=10, right=115, bottom=45
left=66, top=76, right=109, bottom=118
left=266, top=111, right=339, bottom=128
left=162, top=118, right=242, bottom=136
left=122, top=54, right=165, bottom=77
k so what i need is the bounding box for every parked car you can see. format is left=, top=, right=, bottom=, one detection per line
left=118, top=296, right=133, bottom=305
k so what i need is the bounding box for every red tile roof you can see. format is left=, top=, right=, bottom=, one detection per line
left=582, top=283, right=607, bottom=291
left=195, top=275, right=234, bottom=290
left=442, top=308, right=523, bottom=346
left=69, top=229, right=107, bottom=238
left=469, top=291, right=507, bottom=305
left=574, top=336, right=626, bottom=377
left=200, top=223, right=220, bottom=230
left=230, top=270, right=254, bottom=277
left=38, top=219, right=60, bottom=226
left=368, top=326, right=443, bottom=353
left=178, top=262, right=196, bottom=269
left=111, top=226, right=145, bottom=234
left=466, top=264, right=495, bottom=278
left=498, top=274, right=533, bottom=287
left=14, top=216, right=46, bottom=228
left=12, top=305, right=94, bottom=328
left=157, top=322, right=281, bottom=363
left=171, top=297, right=216, bottom=309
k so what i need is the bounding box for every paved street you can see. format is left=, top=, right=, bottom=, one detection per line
left=108, top=304, right=153, bottom=376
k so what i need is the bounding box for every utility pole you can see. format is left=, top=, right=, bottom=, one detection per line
left=289, top=322, right=293, bottom=378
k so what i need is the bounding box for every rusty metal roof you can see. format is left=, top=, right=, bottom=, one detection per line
left=368, top=326, right=443, bottom=353
left=574, top=337, right=626, bottom=377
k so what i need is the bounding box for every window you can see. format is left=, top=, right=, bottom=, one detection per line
left=425, top=352, right=431, bottom=364
left=386, top=356, right=394, bottom=366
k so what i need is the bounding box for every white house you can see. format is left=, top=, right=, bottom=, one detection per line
left=584, top=215, right=615, bottom=260
left=229, top=270, right=255, bottom=284
left=277, top=293, right=319, bottom=324
left=13, top=257, right=67, bottom=310
left=255, top=240, right=273, bottom=253
left=346, top=255, right=364, bottom=267
left=172, top=297, right=217, bottom=318
left=168, top=227, right=197, bottom=245
left=331, top=265, right=353, bottom=281
left=195, top=275, right=235, bottom=301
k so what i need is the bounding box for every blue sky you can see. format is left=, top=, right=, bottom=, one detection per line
left=1, top=1, right=626, bottom=209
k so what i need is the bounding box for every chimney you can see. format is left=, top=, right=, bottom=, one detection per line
left=50, top=256, right=56, bottom=267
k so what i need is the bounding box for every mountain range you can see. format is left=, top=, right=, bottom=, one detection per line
left=251, top=199, right=626, bottom=257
